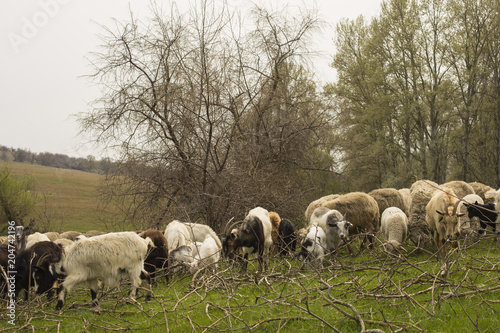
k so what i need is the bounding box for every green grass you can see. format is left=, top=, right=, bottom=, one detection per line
left=1, top=161, right=123, bottom=232
left=3, top=236, right=499, bottom=332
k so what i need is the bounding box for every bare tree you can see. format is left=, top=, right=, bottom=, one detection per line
left=80, top=0, right=330, bottom=230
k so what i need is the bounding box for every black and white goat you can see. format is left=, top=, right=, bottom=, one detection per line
left=464, top=201, right=499, bottom=237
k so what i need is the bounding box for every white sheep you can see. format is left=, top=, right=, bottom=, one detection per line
left=164, top=220, right=192, bottom=251
left=25, top=232, right=51, bottom=249
left=380, top=207, right=408, bottom=253
left=54, top=231, right=153, bottom=310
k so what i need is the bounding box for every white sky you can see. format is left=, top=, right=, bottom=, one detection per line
left=0, top=0, right=381, bottom=159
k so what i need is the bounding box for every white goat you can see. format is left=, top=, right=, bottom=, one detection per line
left=53, top=232, right=153, bottom=310
left=189, top=236, right=220, bottom=273
left=164, top=220, right=192, bottom=251
left=297, top=224, right=327, bottom=267
left=310, top=207, right=351, bottom=251
left=380, top=207, right=408, bottom=253
left=183, top=222, right=222, bottom=251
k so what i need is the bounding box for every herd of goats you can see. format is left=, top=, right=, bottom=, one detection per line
left=1, top=179, right=499, bottom=311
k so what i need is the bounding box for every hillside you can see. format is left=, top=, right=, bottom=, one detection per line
left=1, top=161, right=121, bottom=232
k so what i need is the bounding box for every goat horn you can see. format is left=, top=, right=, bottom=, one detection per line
left=452, top=199, right=461, bottom=216
left=442, top=198, right=449, bottom=215
left=223, top=218, right=243, bottom=235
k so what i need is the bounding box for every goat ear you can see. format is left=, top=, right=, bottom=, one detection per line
left=436, top=210, right=445, bottom=216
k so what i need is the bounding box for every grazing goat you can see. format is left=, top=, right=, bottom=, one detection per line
left=14, top=241, right=63, bottom=301
left=53, top=232, right=153, bottom=310
left=141, top=229, right=169, bottom=283
left=183, top=222, right=222, bottom=251
left=277, top=218, right=296, bottom=256
left=310, top=207, right=351, bottom=252
left=188, top=236, right=220, bottom=273
left=0, top=244, right=15, bottom=296
left=380, top=207, right=408, bottom=253
left=464, top=201, right=499, bottom=237
left=297, top=224, right=327, bottom=267
left=458, top=194, right=484, bottom=233
left=164, top=220, right=192, bottom=251
left=221, top=207, right=272, bottom=273
left=426, top=188, right=464, bottom=256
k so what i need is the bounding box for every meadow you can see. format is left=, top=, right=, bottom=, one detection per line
left=1, top=162, right=499, bottom=332
left=1, top=234, right=499, bottom=332
left=1, top=161, right=120, bottom=233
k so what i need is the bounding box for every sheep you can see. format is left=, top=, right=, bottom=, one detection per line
left=380, top=207, right=408, bottom=253
left=310, top=207, right=352, bottom=252
left=485, top=188, right=500, bottom=207
left=140, top=229, right=169, bottom=283
left=408, top=180, right=438, bottom=249
left=321, top=192, right=379, bottom=249
left=441, top=180, right=474, bottom=198
left=85, top=230, right=106, bottom=237
left=25, top=232, right=51, bottom=249
left=53, top=238, right=74, bottom=250
left=182, top=222, right=222, bottom=251
left=188, top=236, right=221, bottom=273
left=304, top=194, right=341, bottom=222
left=164, top=220, right=192, bottom=251
left=426, top=187, right=464, bottom=256
left=59, top=231, right=82, bottom=241
left=469, top=182, right=495, bottom=203
left=221, top=207, right=272, bottom=273
left=458, top=194, right=484, bottom=233
left=43, top=232, right=60, bottom=241
left=297, top=224, right=327, bottom=267
left=277, top=218, right=297, bottom=256
left=368, top=188, right=407, bottom=223
left=398, top=188, right=411, bottom=215
left=14, top=241, right=63, bottom=301
left=53, top=232, right=153, bottom=310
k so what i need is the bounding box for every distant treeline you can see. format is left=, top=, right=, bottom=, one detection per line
left=0, top=145, right=114, bottom=174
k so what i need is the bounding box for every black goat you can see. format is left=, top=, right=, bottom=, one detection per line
left=464, top=201, right=499, bottom=236
left=277, top=218, right=296, bottom=256
left=14, top=241, right=63, bottom=301
left=141, top=229, right=169, bottom=283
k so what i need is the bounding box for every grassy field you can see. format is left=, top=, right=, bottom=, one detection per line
left=2, top=235, right=499, bottom=332
left=1, top=161, right=120, bottom=233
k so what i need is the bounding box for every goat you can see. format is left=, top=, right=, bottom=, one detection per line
left=297, top=224, right=327, bottom=268
left=182, top=222, right=222, bottom=251
left=14, top=241, right=63, bottom=301
left=141, top=229, right=169, bottom=283
left=426, top=188, right=464, bottom=256
left=221, top=207, right=272, bottom=273
left=188, top=236, right=220, bottom=273
left=53, top=232, right=153, bottom=310
left=164, top=220, right=192, bottom=251
left=310, top=207, right=351, bottom=252
left=464, top=201, right=499, bottom=238
left=277, top=218, right=296, bottom=256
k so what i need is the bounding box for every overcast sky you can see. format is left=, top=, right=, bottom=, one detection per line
left=0, top=0, right=381, bottom=159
